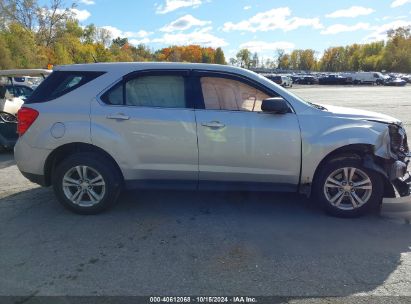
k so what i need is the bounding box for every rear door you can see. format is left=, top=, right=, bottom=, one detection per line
left=193, top=71, right=301, bottom=190
left=91, top=70, right=199, bottom=188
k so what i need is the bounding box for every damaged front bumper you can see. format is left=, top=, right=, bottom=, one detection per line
left=391, top=153, right=410, bottom=197
left=368, top=122, right=410, bottom=198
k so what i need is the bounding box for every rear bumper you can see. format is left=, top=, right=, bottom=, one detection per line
left=14, top=138, right=51, bottom=178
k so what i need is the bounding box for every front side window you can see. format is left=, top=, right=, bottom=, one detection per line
left=201, top=77, right=271, bottom=112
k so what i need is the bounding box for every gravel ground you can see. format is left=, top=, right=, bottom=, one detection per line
left=0, top=85, right=410, bottom=302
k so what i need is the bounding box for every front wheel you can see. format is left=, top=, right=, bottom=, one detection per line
left=315, top=158, right=383, bottom=217
left=53, top=152, right=122, bottom=214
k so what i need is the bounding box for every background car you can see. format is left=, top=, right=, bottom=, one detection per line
left=318, top=74, right=348, bottom=85
left=4, top=84, right=34, bottom=100
left=265, top=75, right=292, bottom=87
left=0, top=69, right=51, bottom=150
left=385, top=77, right=407, bottom=86
left=295, top=76, right=319, bottom=85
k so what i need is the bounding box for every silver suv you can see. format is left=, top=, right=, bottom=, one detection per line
left=14, top=63, right=410, bottom=216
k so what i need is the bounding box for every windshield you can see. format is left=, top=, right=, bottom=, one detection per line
left=257, top=73, right=323, bottom=109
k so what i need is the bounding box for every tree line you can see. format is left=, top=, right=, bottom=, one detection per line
left=231, top=27, right=411, bottom=73
left=0, top=0, right=410, bottom=73
left=0, top=0, right=226, bottom=69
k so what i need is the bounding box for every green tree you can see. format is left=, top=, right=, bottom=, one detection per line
left=0, top=35, right=14, bottom=69
left=215, top=47, right=226, bottom=64
left=236, top=48, right=252, bottom=68
left=382, top=27, right=411, bottom=72
left=3, top=22, right=38, bottom=67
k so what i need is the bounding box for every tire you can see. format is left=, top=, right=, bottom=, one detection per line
left=52, top=152, right=122, bottom=215
left=314, top=157, right=383, bottom=218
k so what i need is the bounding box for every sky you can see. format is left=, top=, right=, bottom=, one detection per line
left=58, top=0, right=411, bottom=58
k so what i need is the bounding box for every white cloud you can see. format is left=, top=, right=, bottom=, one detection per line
left=243, top=5, right=251, bottom=10
left=239, top=41, right=295, bottom=53
left=129, top=38, right=151, bottom=45
left=321, top=22, right=371, bottom=35
left=326, top=6, right=375, bottom=18
left=160, top=14, right=211, bottom=32
left=364, top=20, right=411, bottom=41
left=102, top=26, right=152, bottom=39
left=391, top=0, right=411, bottom=8
left=376, top=15, right=408, bottom=21
left=79, top=0, right=95, bottom=5
left=52, top=8, right=91, bottom=22
left=152, top=27, right=228, bottom=47
left=70, top=8, right=91, bottom=21
left=222, top=7, right=323, bottom=32
left=155, top=0, right=202, bottom=14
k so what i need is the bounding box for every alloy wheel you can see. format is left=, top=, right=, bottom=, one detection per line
left=62, top=165, right=106, bottom=207
left=323, top=167, right=372, bottom=210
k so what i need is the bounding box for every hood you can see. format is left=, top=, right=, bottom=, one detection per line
left=320, top=104, right=401, bottom=125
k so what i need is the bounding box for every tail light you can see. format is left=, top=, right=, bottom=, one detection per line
left=17, top=107, right=39, bottom=136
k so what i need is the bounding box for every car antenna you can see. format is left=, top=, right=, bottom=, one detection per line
left=92, top=54, right=98, bottom=63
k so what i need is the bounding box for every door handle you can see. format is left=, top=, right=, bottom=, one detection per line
left=201, top=121, right=225, bottom=128
left=106, top=113, right=130, bottom=120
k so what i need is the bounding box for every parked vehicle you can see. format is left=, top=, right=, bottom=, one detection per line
left=4, top=84, right=34, bottom=100
left=14, top=63, right=410, bottom=217
left=344, top=72, right=386, bottom=85
left=0, top=69, right=51, bottom=150
left=296, top=76, right=318, bottom=85
left=384, top=77, right=407, bottom=87
left=318, top=74, right=348, bottom=85
left=282, top=76, right=293, bottom=87
left=264, top=75, right=292, bottom=88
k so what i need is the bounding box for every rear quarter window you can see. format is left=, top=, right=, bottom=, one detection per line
left=26, top=71, right=105, bottom=104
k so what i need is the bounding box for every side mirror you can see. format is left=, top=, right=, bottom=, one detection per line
left=261, top=97, right=290, bottom=114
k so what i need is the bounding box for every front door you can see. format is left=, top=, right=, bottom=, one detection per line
left=194, top=73, right=301, bottom=190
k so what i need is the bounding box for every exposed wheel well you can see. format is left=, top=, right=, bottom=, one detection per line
left=311, top=144, right=395, bottom=198
left=43, top=143, right=124, bottom=186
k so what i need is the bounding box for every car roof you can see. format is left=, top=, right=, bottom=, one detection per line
left=54, top=62, right=256, bottom=78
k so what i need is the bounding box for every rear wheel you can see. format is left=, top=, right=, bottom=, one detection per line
left=53, top=152, right=122, bottom=214
left=315, top=158, right=383, bottom=217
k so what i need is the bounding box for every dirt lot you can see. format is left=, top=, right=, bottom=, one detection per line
left=0, top=85, right=410, bottom=300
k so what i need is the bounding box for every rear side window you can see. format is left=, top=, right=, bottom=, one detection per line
left=26, top=71, right=105, bottom=104
left=102, top=75, right=187, bottom=108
